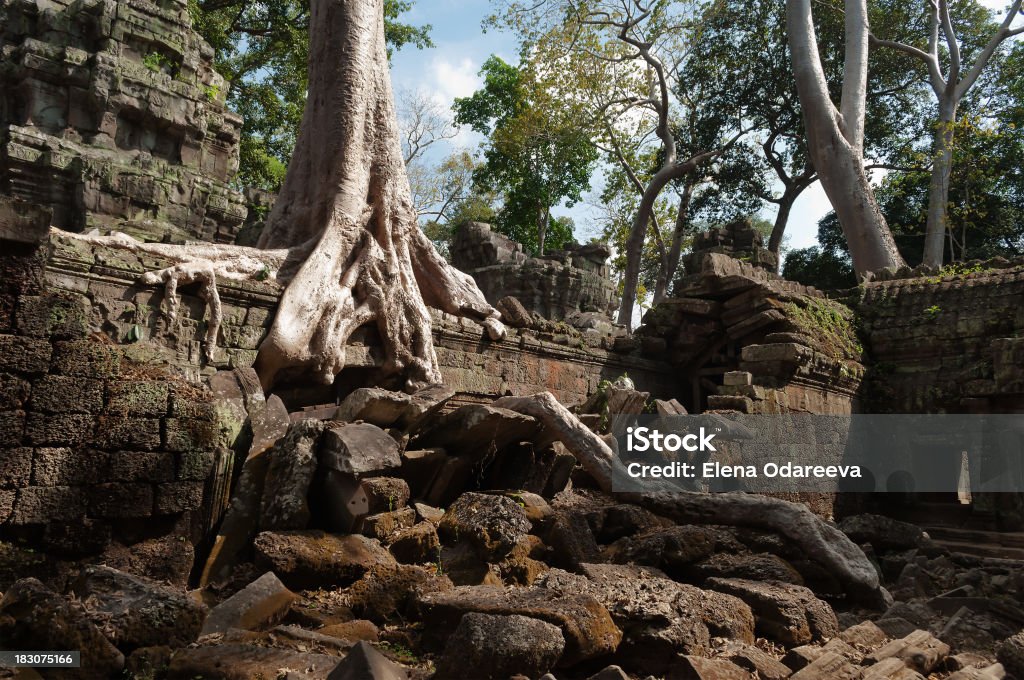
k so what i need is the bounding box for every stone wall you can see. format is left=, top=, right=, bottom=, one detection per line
left=640, top=221, right=863, bottom=417
left=0, top=0, right=247, bottom=243
left=451, top=222, right=620, bottom=324
left=44, top=230, right=678, bottom=408
left=854, top=262, right=1024, bottom=414
left=0, top=227, right=238, bottom=587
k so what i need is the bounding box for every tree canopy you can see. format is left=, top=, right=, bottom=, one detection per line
left=453, top=56, right=599, bottom=255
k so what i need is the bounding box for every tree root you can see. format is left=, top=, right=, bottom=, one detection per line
left=494, top=391, right=890, bottom=608
left=55, top=229, right=296, bottom=361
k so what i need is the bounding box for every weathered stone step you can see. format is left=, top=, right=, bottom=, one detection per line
left=926, top=536, right=1024, bottom=561
left=925, top=526, right=1024, bottom=551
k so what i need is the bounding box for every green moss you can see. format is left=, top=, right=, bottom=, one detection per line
left=783, top=297, right=864, bottom=360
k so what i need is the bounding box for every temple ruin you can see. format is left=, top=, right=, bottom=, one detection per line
left=2, top=1, right=1024, bottom=678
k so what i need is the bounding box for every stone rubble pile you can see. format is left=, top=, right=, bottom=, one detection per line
left=1, top=381, right=1022, bottom=680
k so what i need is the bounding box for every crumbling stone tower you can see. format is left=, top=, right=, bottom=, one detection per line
left=0, top=0, right=247, bottom=242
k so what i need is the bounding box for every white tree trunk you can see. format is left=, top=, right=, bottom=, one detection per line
left=786, top=0, right=905, bottom=276
left=923, top=98, right=958, bottom=267
left=244, top=0, right=506, bottom=390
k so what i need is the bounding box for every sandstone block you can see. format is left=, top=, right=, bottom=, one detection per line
left=253, top=530, right=396, bottom=590
left=73, top=565, right=207, bottom=648
left=200, top=571, right=298, bottom=635
left=433, top=612, right=565, bottom=680
left=418, top=584, right=622, bottom=666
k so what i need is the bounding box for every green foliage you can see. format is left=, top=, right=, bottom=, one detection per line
left=453, top=56, right=598, bottom=255
left=190, top=0, right=432, bottom=191
left=923, top=304, right=943, bottom=320
left=783, top=246, right=857, bottom=290
left=143, top=52, right=175, bottom=75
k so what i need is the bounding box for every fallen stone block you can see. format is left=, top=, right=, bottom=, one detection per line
left=387, top=522, right=441, bottom=564
left=327, top=640, right=413, bottom=680
left=947, top=662, right=1007, bottom=680
left=260, top=420, right=326, bottom=530
left=841, top=620, right=890, bottom=650
left=861, top=657, right=927, bottom=679
left=253, top=530, right=396, bottom=590
left=438, top=492, right=531, bottom=561
left=542, top=509, right=601, bottom=570
left=675, top=655, right=753, bottom=680
left=361, top=477, right=411, bottom=512
left=789, top=651, right=861, bottom=680
left=433, top=612, right=565, bottom=680
left=538, top=566, right=753, bottom=673
left=413, top=404, right=539, bottom=458
left=360, top=507, right=417, bottom=541
left=166, top=643, right=341, bottom=679
left=0, top=578, right=124, bottom=678
left=347, top=563, right=453, bottom=624
left=334, top=387, right=414, bottom=427
left=319, top=619, right=380, bottom=643
left=719, top=640, right=793, bottom=680
left=417, top=584, right=622, bottom=666
left=866, top=629, right=951, bottom=675
left=320, top=422, right=401, bottom=477
left=200, top=571, right=298, bottom=635
left=413, top=501, right=445, bottom=524
left=74, top=565, right=207, bottom=649
left=707, top=577, right=839, bottom=646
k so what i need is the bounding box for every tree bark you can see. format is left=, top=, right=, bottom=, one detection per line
left=768, top=187, right=799, bottom=256
left=537, top=202, right=549, bottom=255
left=58, top=0, right=506, bottom=391
left=652, top=184, right=693, bottom=304
left=923, top=98, right=957, bottom=267
left=248, top=0, right=505, bottom=389
left=786, top=0, right=905, bottom=276
left=617, top=152, right=716, bottom=326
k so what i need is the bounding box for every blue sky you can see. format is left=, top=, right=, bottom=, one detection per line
left=388, top=0, right=1016, bottom=255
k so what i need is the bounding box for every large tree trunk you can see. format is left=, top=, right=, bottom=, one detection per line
left=768, top=185, right=802, bottom=257
left=786, top=0, right=905, bottom=276
left=922, top=98, right=958, bottom=267
left=250, top=0, right=505, bottom=390
left=57, top=0, right=506, bottom=392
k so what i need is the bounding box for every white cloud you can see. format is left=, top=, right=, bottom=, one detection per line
left=428, top=56, right=481, bottom=106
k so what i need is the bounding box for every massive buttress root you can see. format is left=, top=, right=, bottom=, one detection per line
left=249, top=0, right=504, bottom=390
left=55, top=0, right=504, bottom=391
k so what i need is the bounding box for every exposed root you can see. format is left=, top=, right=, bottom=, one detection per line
left=56, top=229, right=297, bottom=361
left=494, top=391, right=890, bottom=608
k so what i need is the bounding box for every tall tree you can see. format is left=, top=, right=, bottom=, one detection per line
left=870, top=0, right=1023, bottom=266
left=786, top=0, right=907, bottom=275
left=453, top=56, right=598, bottom=255
left=493, top=0, right=741, bottom=324
left=68, top=0, right=506, bottom=391
left=191, top=0, right=432, bottom=189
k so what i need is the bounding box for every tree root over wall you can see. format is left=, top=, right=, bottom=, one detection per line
left=495, top=392, right=890, bottom=608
